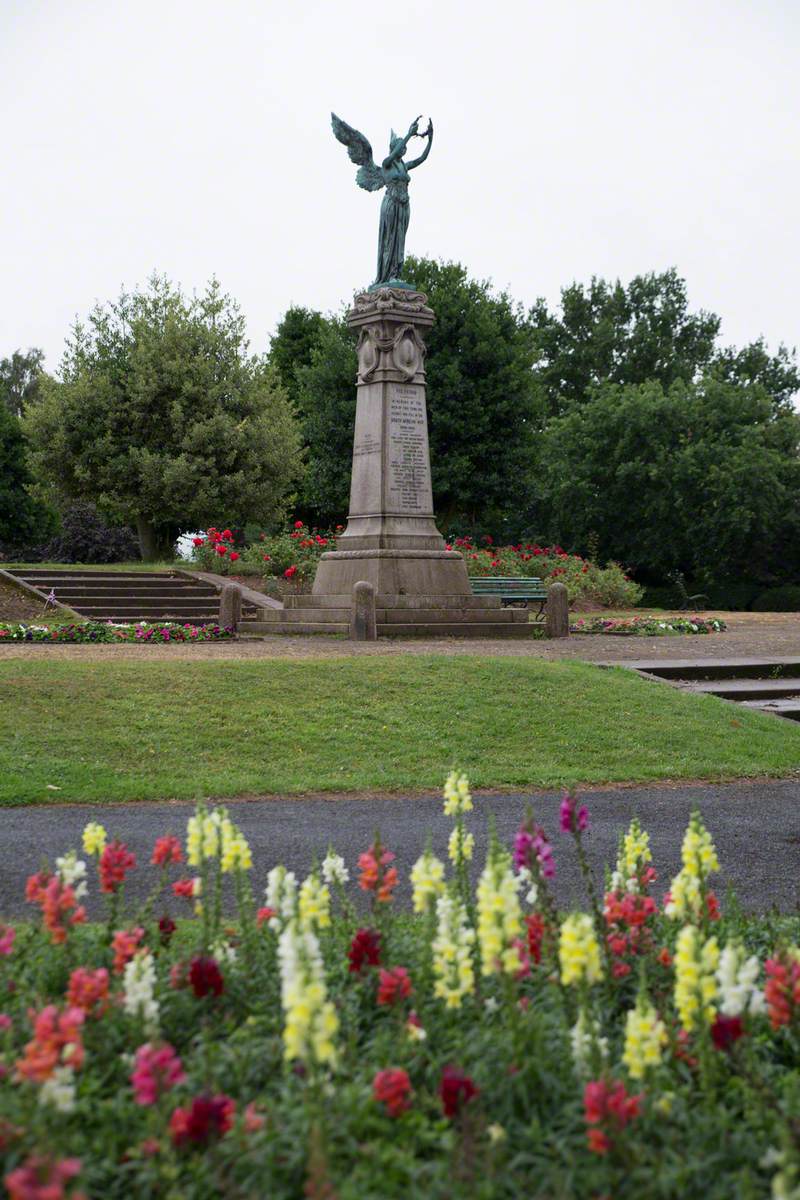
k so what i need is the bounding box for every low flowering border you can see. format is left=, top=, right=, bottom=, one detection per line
left=0, top=621, right=235, bottom=644
left=1, top=788, right=798, bottom=1198
left=570, top=616, right=727, bottom=637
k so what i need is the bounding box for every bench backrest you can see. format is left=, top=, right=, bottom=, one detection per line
left=471, top=576, right=546, bottom=594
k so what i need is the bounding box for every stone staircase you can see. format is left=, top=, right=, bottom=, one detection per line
left=238, top=593, right=532, bottom=639
left=624, top=657, right=800, bottom=722
left=4, top=568, right=257, bottom=625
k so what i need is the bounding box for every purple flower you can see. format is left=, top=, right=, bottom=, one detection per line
left=533, top=829, right=556, bottom=878
left=513, top=828, right=536, bottom=872
left=560, top=793, right=589, bottom=835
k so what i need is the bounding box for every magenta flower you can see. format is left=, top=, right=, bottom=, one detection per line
left=131, top=1042, right=186, bottom=1105
left=512, top=828, right=536, bottom=873
left=560, top=792, right=589, bottom=835
left=533, top=829, right=556, bottom=878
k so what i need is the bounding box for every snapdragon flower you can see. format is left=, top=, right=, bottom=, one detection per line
left=321, top=850, right=349, bottom=886
left=298, top=871, right=331, bottom=932
left=123, top=951, right=160, bottom=1032
left=443, top=771, right=473, bottom=817
left=448, top=826, right=474, bottom=864
left=220, top=818, right=252, bottom=872
left=476, top=849, right=523, bottom=976
left=622, top=996, right=668, bottom=1080
left=278, top=922, right=338, bottom=1068
left=81, top=822, right=107, bottom=857
left=38, top=1066, right=77, bottom=1113
left=717, top=941, right=765, bottom=1017
left=265, top=866, right=298, bottom=932
left=55, top=851, right=88, bottom=901
left=559, top=914, right=603, bottom=987
left=432, top=894, right=475, bottom=1008
left=571, top=1006, right=608, bottom=1077
left=410, top=849, right=446, bottom=913
left=674, top=924, right=719, bottom=1031
left=665, top=811, right=720, bottom=922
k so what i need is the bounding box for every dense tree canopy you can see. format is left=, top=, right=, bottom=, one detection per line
left=534, top=376, right=800, bottom=584
left=530, top=270, right=798, bottom=417
left=25, top=277, right=303, bottom=559
left=0, top=403, right=55, bottom=552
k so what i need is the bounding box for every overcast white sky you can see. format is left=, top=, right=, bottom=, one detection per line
left=2, top=0, right=798, bottom=371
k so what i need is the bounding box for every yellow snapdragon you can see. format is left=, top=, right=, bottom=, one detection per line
left=220, top=818, right=253, bottom=872
left=559, top=913, right=603, bottom=987
left=476, top=850, right=523, bottom=976
left=410, top=849, right=446, bottom=913
left=298, top=872, right=331, bottom=932
left=622, top=997, right=668, bottom=1080
left=432, top=894, right=476, bottom=1008
left=448, top=826, right=474, bottom=864
left=665, top=811, right=719, bottom=921
left=443, top=771, right=473, bottom=817
left=278, top=922, right=338, bottom=1068
left=674, top=924, right=719, bottom=1031
left=82, top=822, right=107, bottom=857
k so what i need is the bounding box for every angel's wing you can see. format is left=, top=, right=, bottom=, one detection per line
left=331, top=112, right=384, bottom=193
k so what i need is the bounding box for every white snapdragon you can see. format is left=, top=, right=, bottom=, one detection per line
left=265, top=866, right=298, bottom=932
left=39, top=1065, right=77, bottom=1113
left=55, top=851, right=88, bottom=900
left=321, top=850, right=349, bottom=886
left=123, top=951, right=159, bottom=1031
left=717, top=941, right=765, bottom=1017
left=570, top=1007, right=608, bottom=1078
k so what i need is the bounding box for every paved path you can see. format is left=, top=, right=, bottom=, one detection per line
left=3, top=780, right=799, bottom=919
left=1, top=611, right=798, bottom=663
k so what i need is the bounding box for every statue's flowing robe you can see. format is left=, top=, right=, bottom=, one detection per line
left=376, top=179, right=409, bottom=284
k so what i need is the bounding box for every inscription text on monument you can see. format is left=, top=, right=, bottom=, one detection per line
left=387, top=383, right=432, bottom=514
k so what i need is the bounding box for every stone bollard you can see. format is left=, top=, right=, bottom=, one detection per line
left=350, top=580, right=377, bottom=641
left=545, top=581, right=569, bottom=639
left=219, top=583, right=242, bottom=631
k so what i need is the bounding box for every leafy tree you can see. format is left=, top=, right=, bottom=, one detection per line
left=534, top=375, right=800, bottom=585
left=24, top=276, right=304, bottom=559
left=287, top=257, right=542, bottom=529
left=269, top=307, right=327, bottom=416
left=0, top=404, right=55, bottom=553
left=530, top=269, right=798, bottom=416
left=1, top=348, right=45, bottom=418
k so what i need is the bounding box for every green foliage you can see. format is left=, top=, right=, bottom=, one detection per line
left=751, top=585, right=800, bottom=612
left=293, top=318, right=357, bottom=521
left=0, top=403, right=56, bottom=552
left=23, top=276, right=304, bottom=560
left=268, top=306, right=328, bottom=416
left=533, top=376, right=800, bottom=584
left=0, top=347, right=45, bottom=418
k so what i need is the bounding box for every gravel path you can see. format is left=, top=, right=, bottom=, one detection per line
left=1, top=611, right=798, bottom=663
left=3, top=780, right=799, bottom=919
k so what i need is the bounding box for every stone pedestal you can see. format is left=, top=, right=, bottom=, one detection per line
left=312, top=287, right=472, bottom=599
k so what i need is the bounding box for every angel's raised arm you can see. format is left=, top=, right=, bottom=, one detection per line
left=406, top=119, right=434, bottom=171
left=331, top=113, right=384, bottom=192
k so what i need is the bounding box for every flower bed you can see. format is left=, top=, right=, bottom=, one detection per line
left=570, top=616, right=728, bottom=637
left=0, top=622, right=234, bottom=644
left=1, top=778, right=798, bottom=1198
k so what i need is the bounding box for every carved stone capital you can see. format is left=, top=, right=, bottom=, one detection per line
left=347, top=288, right=435, bottom=327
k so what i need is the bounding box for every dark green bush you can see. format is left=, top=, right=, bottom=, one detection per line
left=752, top=585, right=800, bottom=612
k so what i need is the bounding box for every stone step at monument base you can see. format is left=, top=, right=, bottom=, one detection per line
left=239, top=597, right=531, bottom=639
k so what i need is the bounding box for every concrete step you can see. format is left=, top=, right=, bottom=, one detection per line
left=376, top=622, right=533, bottom=639
left=8, top=570, right=177, bottom=581
left=739, top=699, right=800, bottom=721
left=622, top=657, right=800, bottom=681
left=240, top=620, right=349, bottom=636
left=284, top=593, right=504, bottom=610
left=687, top=678, right=800, bottom=701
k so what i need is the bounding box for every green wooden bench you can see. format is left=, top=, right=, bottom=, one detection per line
left=470, top=576, right=548, bottom=619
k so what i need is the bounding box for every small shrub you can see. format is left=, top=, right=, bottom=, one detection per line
left=10, top=501, right=141, bottom=564
left=453, top=536, right=643, bottom=608
left=240, top=519, right=339, bottom=588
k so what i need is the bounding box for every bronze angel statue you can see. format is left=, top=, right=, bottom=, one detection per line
left=331, top=112, right=433, bottom=288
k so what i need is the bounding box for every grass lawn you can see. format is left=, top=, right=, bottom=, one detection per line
left=2, top=655, right=799, bottom=805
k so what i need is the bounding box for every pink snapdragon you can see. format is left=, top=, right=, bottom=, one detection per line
left=131, top=1042, right=186, bottom=1106
left=560, top=792, right=589, bottom=835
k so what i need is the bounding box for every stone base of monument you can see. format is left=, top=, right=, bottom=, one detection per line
left=237, top=592, right=530, bottom=639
